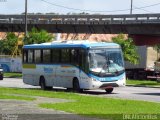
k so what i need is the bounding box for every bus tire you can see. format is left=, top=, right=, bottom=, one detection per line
left=105, top=88, right=113, bottom=94
left=73, top=78, right=83, bottom=93
left=40, top=77, right=52, bottom=90
left=0, top=75, right=3, bottom=80
left=66, top=88, right=72, bottom=92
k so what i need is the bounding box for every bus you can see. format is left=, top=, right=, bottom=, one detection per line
left=22, top=40, right=126, bottom=93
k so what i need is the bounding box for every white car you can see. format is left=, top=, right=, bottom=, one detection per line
left=0, top=67, right=3, bottom=80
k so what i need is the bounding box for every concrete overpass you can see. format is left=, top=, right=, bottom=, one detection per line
left=1, top=14, right=160, bottom=35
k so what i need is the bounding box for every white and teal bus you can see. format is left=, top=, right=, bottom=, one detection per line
left=22, top=40, right=126, bottom=93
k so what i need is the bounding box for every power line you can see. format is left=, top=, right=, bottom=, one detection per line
left=133, top=5, right=154, bottom=13
left=41, top=0, right=160, bottom=13
left=135, top=0, right=160, bottom=7
left=134, top=2, right=160, bottom=9
left=40, top=0, right=130, bottom=13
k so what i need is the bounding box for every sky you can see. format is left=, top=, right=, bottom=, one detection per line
left=0, top=0, right=160, bottom=14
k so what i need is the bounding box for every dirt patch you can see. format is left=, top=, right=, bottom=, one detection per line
left=0, top=95, right=101, bottom=120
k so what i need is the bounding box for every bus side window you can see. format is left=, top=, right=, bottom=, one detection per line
left=35, top=50, right=41, bottom=63
left=52, top=49, right=60, bottom=63
left=71, top=49, right=79, bottom=66
left=23, top=50, right=28, bottom=63
left=28, top=50, right=34, bottom=63
left=43, top=49, right=51, bottom=63
left=79, top=49, right=89, bottom=73
left=61, top=49, right=70, bottom=63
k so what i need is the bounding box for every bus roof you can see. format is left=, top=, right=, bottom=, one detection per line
left=23, top=40, right=120, bottom=49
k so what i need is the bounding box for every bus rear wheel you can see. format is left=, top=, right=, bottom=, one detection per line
left=73, top=79, right=83, bottom=93
left=105, top=88, right=113, bottom=94
left=40, top=77, right=52, bottom=90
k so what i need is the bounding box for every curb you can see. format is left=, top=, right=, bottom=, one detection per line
left=4, top=76, right=22, bottom=79
left=126, top=84, right=160, bottom=88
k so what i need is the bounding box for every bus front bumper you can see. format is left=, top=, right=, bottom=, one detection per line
left=99, top=83, right=119, bottom=89
left=90, top=78, right=126, bottom=90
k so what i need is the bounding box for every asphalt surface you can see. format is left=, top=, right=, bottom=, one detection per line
left=85, top=87, right=160, bottom=103
left=0, top=78, right=159, bottom=103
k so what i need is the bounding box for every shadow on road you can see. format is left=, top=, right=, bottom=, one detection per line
left=81, top=91, right=118, bottom=95
left=134, top=93, right=160, bottom=96
left=23, top=87, right=119, bottom=95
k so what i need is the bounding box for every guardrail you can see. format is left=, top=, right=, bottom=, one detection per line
left=0, top=14, right=160, bottom=24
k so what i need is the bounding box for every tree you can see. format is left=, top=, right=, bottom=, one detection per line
left=24, top=27, right=54, bottom=45
left=0, top=32, right=18, bottom=55
left=112, top=34, right=139, bottom=64
left=153, top=44, right=160, bottom=61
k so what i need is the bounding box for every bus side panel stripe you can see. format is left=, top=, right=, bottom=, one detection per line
left=23, top=64, right=36, bottom=69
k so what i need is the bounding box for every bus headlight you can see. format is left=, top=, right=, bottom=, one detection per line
left=119, top=75, right=126, bottom=86
left=92, top=78, right=97, bottom=81
left=119, top=74, right=126, bottom=81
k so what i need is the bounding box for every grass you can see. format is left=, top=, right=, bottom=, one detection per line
left=39, top=98, right=160, bottom=119
left=127, top=79, right=160, bottom=87
left=4, top=72, right=22, bottom=78
left=0, top=87, right=160, bottom=120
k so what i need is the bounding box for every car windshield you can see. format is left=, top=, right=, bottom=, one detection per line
left=89, top=48, right=124, bottom=76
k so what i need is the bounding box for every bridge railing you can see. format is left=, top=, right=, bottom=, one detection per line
left=1, top=14, right=160, bottom=24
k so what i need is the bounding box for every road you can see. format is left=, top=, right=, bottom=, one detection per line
left=0, top=78, right=159, bottom=103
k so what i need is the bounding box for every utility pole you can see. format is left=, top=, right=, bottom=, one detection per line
left=25, top=0, right=28, bottom=37
left=130, top=0, right=133, bottom=14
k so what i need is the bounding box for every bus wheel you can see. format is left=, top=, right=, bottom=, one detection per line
left=73, top=79, right=83, bottom=93
left=105, top=88, right=113, bottom=94
left=40, top=77, right=52, bottom=90
left=66, top=88, right=72, bottom=92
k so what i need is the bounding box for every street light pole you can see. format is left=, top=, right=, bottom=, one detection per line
left=130, top=0, right=133, bottom=14
left=25, top=0, right=28, bottom=37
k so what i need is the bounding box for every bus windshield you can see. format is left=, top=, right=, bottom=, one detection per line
left=89, top=48, right=124, bottom=77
